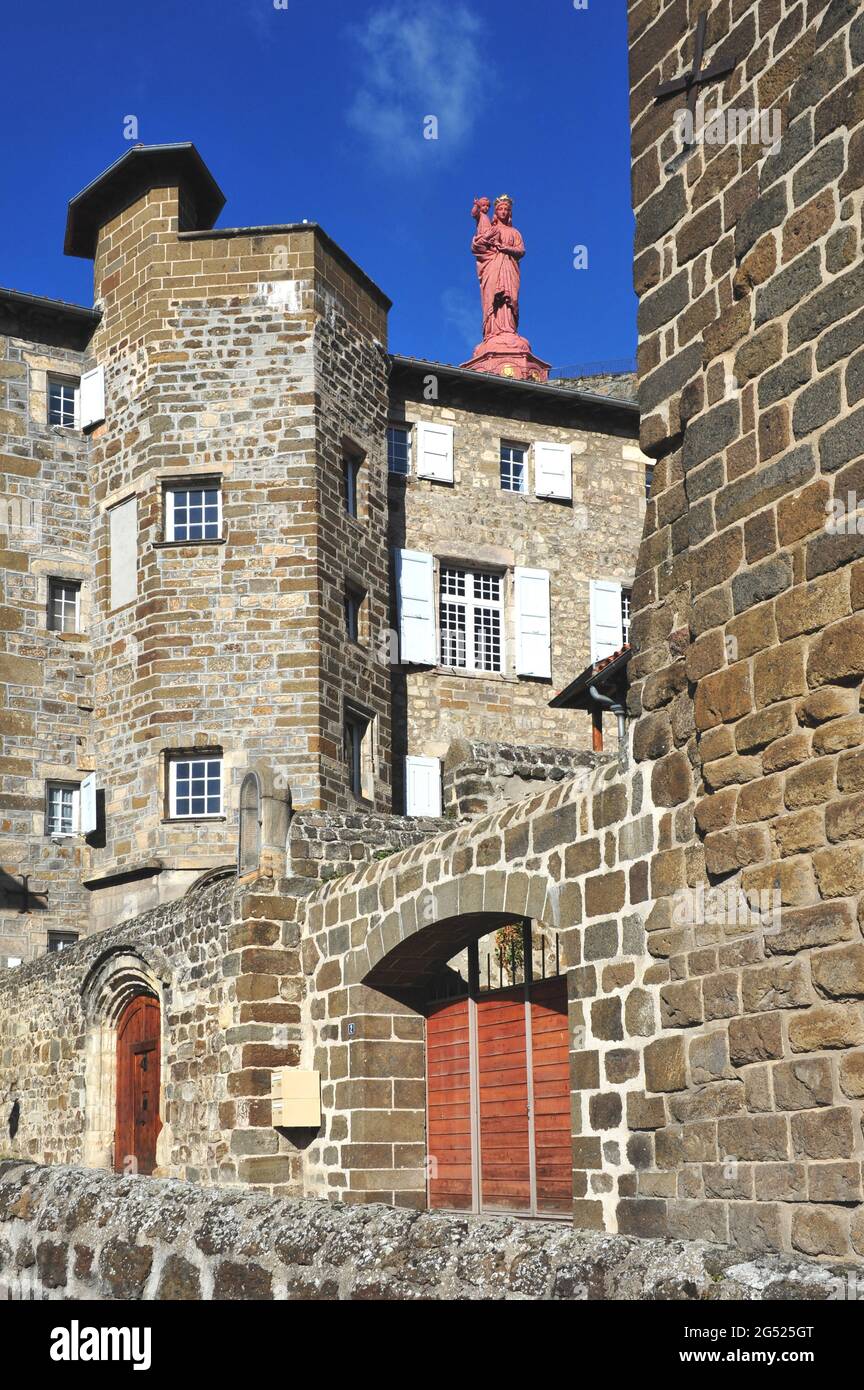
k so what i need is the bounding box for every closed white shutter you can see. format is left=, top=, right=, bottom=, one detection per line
left=416, top=422, right=454, bottom=483
left=109, top=496, right=138, bottom=610
left=80, top=366, right=105, bottom=429
left=534, top=441, right=572, bottom=499
left=405, top=755, right=442, bottom=816
left=590, top=579, right=623, bottom=661
left=514, top=567, right=551, bottom=678
left=79, top=773, right=97, bottom=835
left=395, top=549, right=436, bottom=665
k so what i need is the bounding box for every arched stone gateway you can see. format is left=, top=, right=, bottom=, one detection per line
left=81, top=946, right=169, bottom=1174
left=298, top=762, right=664, bottom=1231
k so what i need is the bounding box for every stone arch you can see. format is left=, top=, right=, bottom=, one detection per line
left=346, top=866, right=575, bottom=992
left=81, top=945, right=170, bottom=1171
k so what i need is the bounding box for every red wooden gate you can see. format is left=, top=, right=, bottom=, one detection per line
left=115, top=994, right=162, bottom=1176
left=427, top=970, right=570, bottom=1217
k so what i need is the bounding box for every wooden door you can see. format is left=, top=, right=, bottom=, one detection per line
left=115, top=994, right=161, bottom=1176
left=426, top=997, right=473, bottom=1209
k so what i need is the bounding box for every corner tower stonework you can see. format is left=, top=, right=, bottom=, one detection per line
left=69, top=146, right=393, bottom=927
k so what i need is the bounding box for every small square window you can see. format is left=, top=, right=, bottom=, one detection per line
left=387, top=426, right=411, bottom=476
left=345, top=709, right=374, bottom=800
left=165, top=483, right=222, bottom=542
left=46, top=782, right=79, bottom=837
left=48, top=376, right=79, bottom=429
left=47, top=578, right=81, bottom=634
left=168, top=753, right=223, bottom=818
left=48, top=931, right=79, bottom=953
left=500, top=443, right=527, bottom=493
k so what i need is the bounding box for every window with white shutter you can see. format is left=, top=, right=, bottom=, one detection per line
left=533, top=441, right=572, bottom=500
left=405, top=756, right=442, bottom=816
left=79, top=365, right=105, bottom=430
left=416, top=422, right=454, bottom=483
left=395, top=549, right=436, bottom=665
left=589, top=579, right=624, bottom=662
left=514, top=567, right=551, bottom=678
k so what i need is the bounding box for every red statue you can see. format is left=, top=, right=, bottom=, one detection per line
left=461, top=194, right=550, bottom=382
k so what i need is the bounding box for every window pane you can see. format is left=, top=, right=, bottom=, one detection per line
left=48, top=580, right=80, bottom=633
left=47, top=784, right=76, bottom=835
left=168, top=486, right=221, bottom=541
left=440, top=601, right=466, bottom=667
left=474, top=606, right=502, bottom=672
left=171, top=755, right=221, bottom=817
left=387, top=427, right=410, bottom=475
left=440, top=567, right=466, bottom=598
left=500, top=444, right=526, bottom=493
left=48, top=380, right=77, bottom=427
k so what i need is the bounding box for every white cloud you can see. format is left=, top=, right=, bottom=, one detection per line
left=347, top=4, right=487, bottom=168
left=442, top=287, right=479, bottom=349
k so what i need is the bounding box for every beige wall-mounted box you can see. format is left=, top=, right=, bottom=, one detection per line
left=272, top=1068, right=321, bottom=1128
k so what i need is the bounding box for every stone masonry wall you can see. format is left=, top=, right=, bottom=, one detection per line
left=0, top=1162, right=850, bottom=1301
left=625, top=0, right=864, bottom=1261
left=0, top=322, right=93, bottom=962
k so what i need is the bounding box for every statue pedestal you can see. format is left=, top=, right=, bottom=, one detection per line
left=460, top=332, right=550, bottom=382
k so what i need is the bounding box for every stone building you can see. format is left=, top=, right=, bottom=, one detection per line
left=3, top=0, right=861, bottom=1274
left=0, top=143, right=645, bottom=964
left=387, top=355, right=642, bottom=812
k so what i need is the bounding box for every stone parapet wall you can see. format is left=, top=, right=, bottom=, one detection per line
left=287, top=810, right=450, bottom=881
left=0, top=1162, right=850, bottom=1301
left=442, top=737, right=603, bottom=818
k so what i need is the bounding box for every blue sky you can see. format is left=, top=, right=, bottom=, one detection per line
left=0, top=0, right=635, bottom=373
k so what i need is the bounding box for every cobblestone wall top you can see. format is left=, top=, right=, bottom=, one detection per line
left=0, top=1162, right=851, bottom=1301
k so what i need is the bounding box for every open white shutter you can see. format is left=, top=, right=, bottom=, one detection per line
left=396, top=549, right=436, bottom=665
left=80, top=366, right=105, bottom=429
left=405, top=756, right=442, bottom=816
left=514, top=567, right=551, bottom=678
left=590, top=579, right=623, bottom=661
left=79, top=773, right=97, bottom=835
left=534, top=441, right=572, bottom=499
left=416, top=422, right=454, bottom=482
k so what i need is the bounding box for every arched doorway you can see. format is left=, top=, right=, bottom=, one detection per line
left=114, top=994, right=162, bottom=1176
left=81, top=948, right=168, bottom=1174
left=425, top=920, right=570, bottom=1219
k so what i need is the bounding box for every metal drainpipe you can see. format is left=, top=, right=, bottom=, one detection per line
left=589, top=684, right=627, bottom=751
